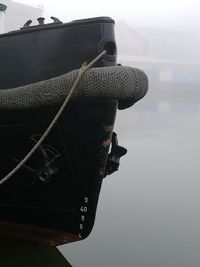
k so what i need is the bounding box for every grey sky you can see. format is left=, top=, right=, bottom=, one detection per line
left=14, top=0, right=200, bottom=30
left=1, top=1, right=200, bottom=267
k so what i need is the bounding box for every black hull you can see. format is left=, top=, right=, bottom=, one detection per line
left=0, top=17, right=116, bottom=89
left=0, top=100, right=117, bottom=245
left=0, top=16, right=150, bottom=246
left=0, top=16, right=117, bottom=245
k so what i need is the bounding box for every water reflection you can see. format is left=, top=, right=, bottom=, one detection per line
left=60, top=80, right=200, bottom=266
left=59, top=21, right=200, bottom=266
left=1, top=1, right=200, bottom=265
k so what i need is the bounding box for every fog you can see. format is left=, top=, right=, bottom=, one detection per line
left=13, top=0, right=200, bottom=30
left=1, top=0, right=200, bottom=266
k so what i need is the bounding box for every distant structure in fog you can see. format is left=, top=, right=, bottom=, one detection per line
left=116, top=22, right=200, bottom=84
left=1, top=0, right=43, bottom=32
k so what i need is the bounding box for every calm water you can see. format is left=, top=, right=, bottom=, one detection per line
left=2, top=1, right=200, bottom=265
left=59, top=86, right=200, bottom=266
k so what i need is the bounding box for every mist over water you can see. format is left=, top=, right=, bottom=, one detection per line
left=61, top=94, right=200, bottom=266
left=2, top=0, right=200, bottom=266
left=59, top=4, right=200, bottom=266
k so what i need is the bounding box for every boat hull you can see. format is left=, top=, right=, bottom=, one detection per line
left=0, top=100, right=117, bottom=245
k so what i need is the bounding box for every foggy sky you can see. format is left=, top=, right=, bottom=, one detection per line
left=1, top=1, right=200, bottom=267
left=13, top=0, right=200, bottom=30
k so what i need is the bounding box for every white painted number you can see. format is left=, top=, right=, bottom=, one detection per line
left=84, top=197, right=89, bottom=203
left=80, top=206, right=87, bottom=212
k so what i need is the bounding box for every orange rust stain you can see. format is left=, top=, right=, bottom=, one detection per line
left=102, top=139, right=111, bottom=148
left=0, top=220, right=80, bottom=246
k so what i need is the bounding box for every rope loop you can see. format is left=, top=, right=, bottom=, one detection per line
left=0, top=50, right=106, bottom=185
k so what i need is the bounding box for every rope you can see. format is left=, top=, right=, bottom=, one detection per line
left=0, top=50, right=106, bottom=185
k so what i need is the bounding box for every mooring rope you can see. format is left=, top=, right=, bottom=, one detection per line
left=0, top=50, right=106, bottom=185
